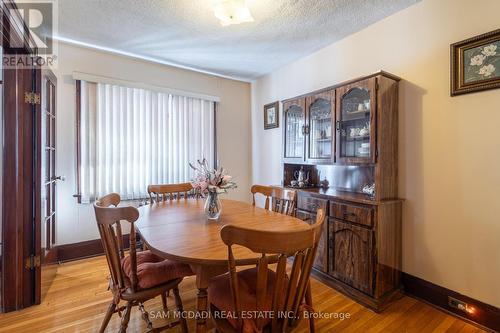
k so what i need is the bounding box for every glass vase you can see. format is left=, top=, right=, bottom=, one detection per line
left=204, top=191, right=222, bottom=220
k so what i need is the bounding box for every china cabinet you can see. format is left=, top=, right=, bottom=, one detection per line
left=280, top=71, right=402, bottom=312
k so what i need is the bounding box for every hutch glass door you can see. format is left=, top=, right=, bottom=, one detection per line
left=307, top=91, right=334, bottom=162
left=336, top=78, right=376, bottom=163
left=283, top=99, right=305, bottom=161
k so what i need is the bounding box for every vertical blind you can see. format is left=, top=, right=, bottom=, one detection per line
left=79, top=81, right=215, bottom=203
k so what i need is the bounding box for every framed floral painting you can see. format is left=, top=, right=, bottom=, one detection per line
left=451, top=29, right=500, bottom=96
left=264, top=101, right=279, bottom=129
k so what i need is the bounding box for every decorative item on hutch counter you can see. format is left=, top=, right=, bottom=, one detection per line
left=281, top=71, right=403, bottom=312
left=451, top=28, right=500, bottom=96
left=263, top=101, right=279, bottom=129
left=292, top=166, right=310, bottom=188
left=189, top=159, right=237, bottom=220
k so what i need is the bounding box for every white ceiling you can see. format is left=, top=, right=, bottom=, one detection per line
left=57, top=0, right=419, bottom=81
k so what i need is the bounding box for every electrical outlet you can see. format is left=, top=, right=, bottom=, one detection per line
left=448, top=296, right=467, bottom=311
left=448, top=296, right=475, bottom=314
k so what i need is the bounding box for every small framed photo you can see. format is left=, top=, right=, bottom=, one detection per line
left=451, top=28, right=500, bottom=96
left=264, top=101, right=279, bottom=130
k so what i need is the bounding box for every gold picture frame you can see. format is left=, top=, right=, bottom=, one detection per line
left=451, top=28, right=500, bottom=96
left=264, top=101, right=279, bottom=130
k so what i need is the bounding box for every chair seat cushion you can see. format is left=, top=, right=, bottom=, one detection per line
left=208, top=267, right=288, bottom=333
left=121, top=250, right=194, bottom=290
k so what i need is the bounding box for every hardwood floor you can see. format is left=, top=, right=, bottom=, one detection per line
left=0, top=256, right=485, bottom=333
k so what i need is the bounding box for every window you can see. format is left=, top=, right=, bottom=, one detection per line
left=76, top=80, right=216, bottom=203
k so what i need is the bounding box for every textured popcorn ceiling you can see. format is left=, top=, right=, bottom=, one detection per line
left=57, top=0, right=419, bottom=81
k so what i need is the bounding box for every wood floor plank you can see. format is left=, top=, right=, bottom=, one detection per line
left=0, top=256, right=485, bottom=333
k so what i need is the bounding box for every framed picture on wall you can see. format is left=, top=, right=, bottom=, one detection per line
left=451, top=28, right=500, bottom=96
left=264, top=101, right=279, bottom=129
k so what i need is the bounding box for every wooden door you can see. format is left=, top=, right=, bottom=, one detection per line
left=1, top=65, right=42, bottom=311
left=1, top=0, right=43, bottom=312
left=41, top=70, right=57, bottom=260
left=335, top=77, right=377, bottom=164
left=305, top=90, right=335, bottom=164
left=296, top=210, right=328, bottom=273
left=282, top=98, right=306, bottom=163
left=329, top=219, right=374, bottom=295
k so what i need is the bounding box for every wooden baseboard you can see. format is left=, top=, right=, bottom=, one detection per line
left=56, top=234, right=132, bottom=262
left=402, top=273, right=500, bottom=332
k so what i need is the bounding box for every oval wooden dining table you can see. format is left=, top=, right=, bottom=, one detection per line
left=135, top=198, right=310, bottom=333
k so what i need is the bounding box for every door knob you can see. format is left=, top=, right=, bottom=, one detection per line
left=55, top=176, right=66, bottom=181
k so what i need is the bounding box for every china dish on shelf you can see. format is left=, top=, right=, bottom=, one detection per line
left=358, top=143, right=370, bottom=156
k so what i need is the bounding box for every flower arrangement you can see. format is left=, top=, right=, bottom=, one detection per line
left=190, top=159, right=237, bottom=220
left=189, top=158, right=237, bottom=196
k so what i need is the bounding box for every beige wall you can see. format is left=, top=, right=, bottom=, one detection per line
left=55, top=43, right=251, bottom=245
left=251, top=0, right=500, bottom=307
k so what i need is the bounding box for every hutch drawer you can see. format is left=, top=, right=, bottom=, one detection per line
left=297, top=195, right=328, bottom=214
left=330, top=201, right=373, bottom=228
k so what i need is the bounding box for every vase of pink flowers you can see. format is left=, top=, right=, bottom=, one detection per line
left=189, top=159, right=237, bottom=220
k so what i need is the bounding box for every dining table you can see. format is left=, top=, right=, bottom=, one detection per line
left=135, top=198, right=311, bottom=333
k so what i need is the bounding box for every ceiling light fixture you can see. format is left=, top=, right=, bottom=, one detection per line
left=213, top=0, right=254, bottom=26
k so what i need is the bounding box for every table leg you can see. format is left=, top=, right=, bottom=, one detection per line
left=193, top=265, right=227, bottom=333
left=196, top=286, right=208, bottom=333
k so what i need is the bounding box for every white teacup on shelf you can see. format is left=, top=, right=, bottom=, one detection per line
left=350, top=128, right=360, bottom=137
left=359, top=127, right=369, bottom=136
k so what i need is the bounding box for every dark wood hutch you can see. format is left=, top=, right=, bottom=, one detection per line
left=281, top=71, right=402, bottom=312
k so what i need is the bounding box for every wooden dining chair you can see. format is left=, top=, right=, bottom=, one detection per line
left=147, top=182, right=194, bottom=203
left=251, top=185, right=297, bottom=216
left=94, top=193, right=193, bottom=333
left=208, top=209, right=326, bottom=333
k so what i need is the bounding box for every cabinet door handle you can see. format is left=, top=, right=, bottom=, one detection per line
left=302, top=125, right=310, bottom=135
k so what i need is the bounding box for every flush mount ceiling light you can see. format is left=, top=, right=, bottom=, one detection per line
left=213, top=0, right=254, bottom=26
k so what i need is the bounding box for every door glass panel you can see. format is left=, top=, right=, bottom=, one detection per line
left=44, top=150, right=50, bottom=182
left=45, top=184, right=51, bottom=218
left=309, top=98, right=332, bottom=159
left=285, top=105, right=304, bottom=158
left=45, top=216, right=51, bottom=250
left=45, top=114, right=51, bottom=148
left=51, top=213, right=56, bottom=246
left=339, top=88, right=371, bottom=159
